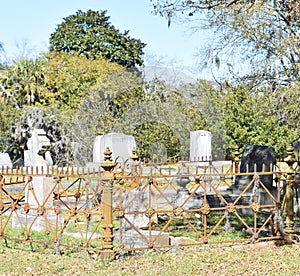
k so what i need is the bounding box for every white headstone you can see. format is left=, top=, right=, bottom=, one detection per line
left=93, top=133, right=136, bottom=164
left=15, top=128, right=57, bottom=231
left=24, top=129, right=52, bottom=167
left=189, top=130, right=212, bottom=161
left=0, top=153, right=12, bottom=168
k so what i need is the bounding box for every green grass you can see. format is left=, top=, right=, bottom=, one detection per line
left=0, top=241, right=299, bottom=275
left=151, top=210, right=261, bottom=243
left=0, top=210, right=299, bottom=275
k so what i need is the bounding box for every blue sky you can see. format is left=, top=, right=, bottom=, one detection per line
left=0, top=0, right=208, bottom=77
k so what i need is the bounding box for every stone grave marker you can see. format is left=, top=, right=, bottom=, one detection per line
left=228, top=144, right=276, bottom=205
left=24, top=128, right=53, bottom=168
left=93, top=133, right=136, bottom=165
left=189, top=130, right=212, bottom=162
left=0, top=153, right=12, bottom=168
left=13, top=129, right=57, bottom=231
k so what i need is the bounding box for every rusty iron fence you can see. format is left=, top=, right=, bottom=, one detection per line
left=0, top=166, right=105, bottom=255
left=0, top=145, right=298, bottom=259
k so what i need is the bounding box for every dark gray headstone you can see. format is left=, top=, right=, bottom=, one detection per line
left=228, top=144, right=275, bottom=193
left=292, top=138, right=300, bottom=160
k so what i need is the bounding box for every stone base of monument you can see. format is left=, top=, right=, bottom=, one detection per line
left=172, top=188, right=203, bottom=209
left=12, top=209, right=62, bottom=232
left=114, top=229, right=170, bottom=249
left=153, top=186, right=277, bottom=215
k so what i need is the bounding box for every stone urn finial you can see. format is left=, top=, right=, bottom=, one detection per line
left=175, top=173, right=191, bottom=190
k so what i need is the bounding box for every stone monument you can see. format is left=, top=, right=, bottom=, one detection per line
left=24, top=129, right=53, bottom=168
left=0, top=153, right=13, bottom=168
left=228, top=145, right=276, bottom=204
left=172, top=174, right=203, bottom=209
left=93, top=133, right=136, bottom=165
left=114, top=186, right=170, bottom=249
left=13, top=129, right=57, bottom=231
left=116, top=186, right=158, bottom=230
left=189, top=130, right=212, bottom=162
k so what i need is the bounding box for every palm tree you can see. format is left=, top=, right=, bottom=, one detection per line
left=0, top=57, right=45, bottom=107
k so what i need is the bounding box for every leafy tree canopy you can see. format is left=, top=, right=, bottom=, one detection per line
left=151, top=0, right=300, bottom=86
left=49, top=10, right=146, bottom=68
left=42, top=51, right=124, bottom=109
left=0, top=101, right=22, bottom=153
left=206, top=83, right=299, bottom=158
left=0, top=52, right=124, bottom=110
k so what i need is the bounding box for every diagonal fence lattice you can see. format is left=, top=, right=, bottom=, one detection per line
left=113, top=160, right=285, bottom=253
left=0, top=166, right=105, bottom=254
left=0, top=158, right=294, bottom=257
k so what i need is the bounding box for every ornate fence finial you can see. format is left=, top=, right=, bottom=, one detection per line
left=101, top=147, right=116, bottom=174
left=131, top=148, right=139, bottom=188
left=234, top=145, right=240, bottom=158
left=285, top=144, right=296, bottom=169
left=131, top=147, right=139, bottom=162
left=234, top=145, right=240, bottom=174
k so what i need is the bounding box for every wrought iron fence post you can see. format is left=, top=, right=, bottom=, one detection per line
left=101, top=147, right=116, bottom=260
left=284, top=144, right=296, bottom=239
